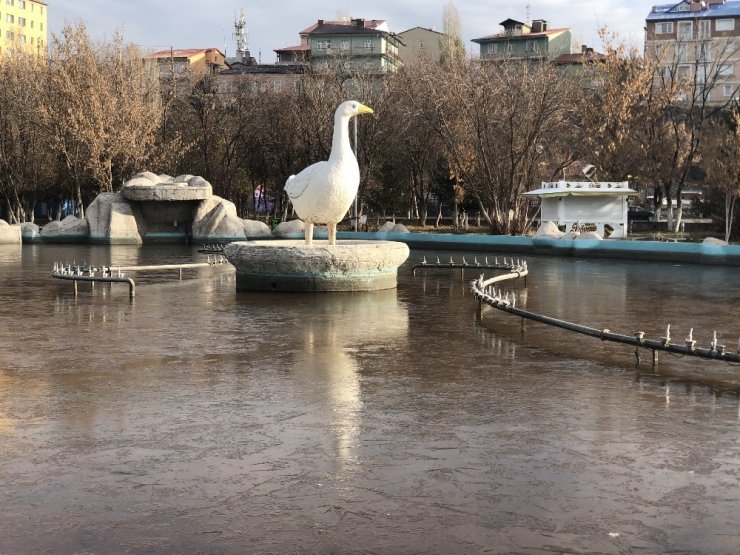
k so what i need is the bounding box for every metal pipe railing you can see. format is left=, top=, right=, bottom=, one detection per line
left=470, top=273, right=740, bottom=365
left=51, top=256, right=229, bottom=299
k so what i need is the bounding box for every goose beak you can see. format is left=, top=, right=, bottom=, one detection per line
left=358, top=104, right=374, bottom=115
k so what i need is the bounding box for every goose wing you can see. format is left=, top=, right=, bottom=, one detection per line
left=284, top=161, right=329, bottom=200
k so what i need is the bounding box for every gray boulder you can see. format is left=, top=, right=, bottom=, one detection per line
left=20, top=222, right=40, bottom=243
left=702, top=237, right=728, bottom=246
left=0, top=219, right=22, bottom=244
left=191, top=196, right=246, bottom=241
left=243, top=219, right=272, bottom=238
left=272, top=219, right=305, bottom=237
left=86, top=192, right=143, bottom=244
left=41, top=215, right=89, bottom=243
left=536, top=221, right=564, bottom=237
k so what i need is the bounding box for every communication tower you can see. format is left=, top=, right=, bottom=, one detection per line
left=233, top=8, right=249, bottom=63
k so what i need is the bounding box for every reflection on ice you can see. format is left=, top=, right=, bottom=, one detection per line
left=292, top=289, right=409, bottom=466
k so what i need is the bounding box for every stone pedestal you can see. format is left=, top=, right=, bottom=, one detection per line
left=223, top=240, right=410, bottom=292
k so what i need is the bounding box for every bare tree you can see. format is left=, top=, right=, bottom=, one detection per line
left=43, top=24, right=162, bottom=215
left=578, top=33, right=658, bottom=182
left=647, top=34, right=739, bottom=231
left=414, top=57, right=579, bottom=234
left=441, top=1, right=465, bottom=64
left=381, top=60, right=452, bottom=226
left=0, top=52, right=51, bottom=222
left=703, top=105, right=740, bottom=241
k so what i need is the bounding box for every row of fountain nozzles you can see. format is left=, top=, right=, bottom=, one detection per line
left=53, top=262, right=124, bottom=278
left=653, top=325, right=740, bottom=355
left=421, top=255, right=527, bottom=270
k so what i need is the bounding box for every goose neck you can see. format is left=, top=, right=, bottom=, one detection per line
left=330, top=113, right=354, bottom=161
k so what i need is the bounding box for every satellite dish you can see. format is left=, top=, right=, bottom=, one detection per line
left=582, top=164, right=596, bottom=181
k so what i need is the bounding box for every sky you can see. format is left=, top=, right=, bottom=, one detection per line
left=49, top=1, right=651, bottom=62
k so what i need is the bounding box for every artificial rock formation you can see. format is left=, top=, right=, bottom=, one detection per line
left=272, top=220, right=305, bottom=238
left=40, top=215, right=90, bottom=243
left=536, top=221, right=565, bottom=238
left=36, top=172, right=269, bottom=245
left=86, top=193, right=144, bottom=244
left=0, top=220, right=22, bottom=245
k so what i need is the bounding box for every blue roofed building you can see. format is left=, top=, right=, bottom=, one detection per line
left=645, top=0, right=740, bottom=103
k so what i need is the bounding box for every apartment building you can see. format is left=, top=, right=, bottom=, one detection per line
left=0, top=0, right=47, bottom=58
left=473, top=19, right=572, bottom=60
left=216, top=63, right=305, bottom=95
left=145, top=48, right=227, bottom=78
left=276, top=18, right=403, bottom=73
left=645, top=0, right=739, bottom=103
left=397, top=27, right=448, bottom=66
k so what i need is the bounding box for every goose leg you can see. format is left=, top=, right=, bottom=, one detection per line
left=305, top=222, right=314, bottom=245
left=328, top=222, right=336, bottom=245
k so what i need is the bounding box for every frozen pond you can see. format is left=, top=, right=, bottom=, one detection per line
left=1, top=243, right=739, bottom=553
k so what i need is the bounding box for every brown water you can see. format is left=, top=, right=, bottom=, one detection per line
left=1, top=244, right=740, bottom=554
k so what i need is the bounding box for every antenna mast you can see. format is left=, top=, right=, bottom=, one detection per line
left=233, top=8, right=249, bottom=63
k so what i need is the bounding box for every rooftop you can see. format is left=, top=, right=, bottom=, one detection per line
left=646, top=1, right=740, bottom=20
left=472, top=28, right=570, bottom=43
left=146, top=48, right=224, bottom=59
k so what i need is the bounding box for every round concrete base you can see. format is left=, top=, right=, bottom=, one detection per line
left=223, top=240, right=410, bottom=292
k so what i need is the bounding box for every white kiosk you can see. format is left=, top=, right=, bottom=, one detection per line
left=524, top=180, right=637, bottom=238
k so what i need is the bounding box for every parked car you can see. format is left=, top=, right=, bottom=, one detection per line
left=628, top=205, right=654, bottom=221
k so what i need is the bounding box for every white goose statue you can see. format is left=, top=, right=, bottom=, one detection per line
left=284, top=100, right=374, bottom=245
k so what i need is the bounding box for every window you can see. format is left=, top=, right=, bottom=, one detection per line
left=5, top=30, right=13, bottom=40
left=18, top=34, right=25, bottom=43
left=716, top=19, right=734, bottom=32
left=525, top=40, right=536, bottom=52
left=6, top=0, right=13, bottom=5
left=677, top=64, right=691, bottom=80
left=316, top=40, right=331, bottom=50
left=18, top=0, right=24, bottom=6
left=653, top=44, right=665, bottom=58
left=697, top=42, right=711, bottom=62
left=723, top=84, right=735, bottom=97
left=273, top=80, right=281, bottom=92
left=696, top=64, right=708, bottom=83
left=340, top=39, right=350, bottom=51
left=30, top=20, right=33, bottom=28
left=6, top=13, right=13, bottom=23
left=39, top=22, right=42, bottom=31
left=676, top=1, right=690, bottom=11
left=677, top=43, right=688, bottom=62
left=698, top=19, right=710, bottom=39
left=656, top=22, right=673, bottom=34
left=363, top=39, right=372, bottom=50
left=719, top=63, right=734, bottom=76
left=677, top=21, right=693, bottom=41
left=18, top=16, right=25, bottom=26
left=418, top=41, right=424, bottom=49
